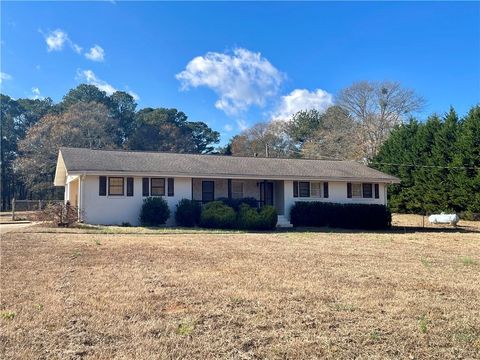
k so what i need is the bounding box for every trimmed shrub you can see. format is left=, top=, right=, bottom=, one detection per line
left=139, top=197, right=170, bottom=226
left=258, top=205, right=278, bottom=230
left=236, top=204, right=277, bottom=230
left=217, top=197, right=258, bottom=211
left=236, top=204, right=261, bottom=230
left=200, top=201, right=236, bottom=229
left=175, top=199, right=202, bottom=227
left=290, top=202, right=391, bottom=230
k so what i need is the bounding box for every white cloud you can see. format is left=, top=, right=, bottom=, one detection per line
left=223, top=124, right=233, bottom=132
left=176, top=48, right=284, bottom=116
left=77, top=69, right=117, bottom=95
left=272, top=88, right=334, bottom=121
left=77, top=70, right=140, bottom=101
left=85, top=45, right=105, bottom=62
left=30, top=87, right=43, bottom=100
left=44, top=29, right=69, bottom=51
left=127, top=90, right=140, bottom=101
left=236, top=119, right=249, bottom=131
left=0, top=72, right=12, bottom=83
left=72, top=43, right=83, bottom=54
left=43, top=29, right=82, bottom=54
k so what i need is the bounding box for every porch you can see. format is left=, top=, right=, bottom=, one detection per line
left=191, top=178, right=286, bottom=216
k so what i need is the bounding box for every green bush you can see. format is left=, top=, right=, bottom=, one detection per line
left=217, top=197, right=258, bottom=211
left=236, top=204, right=277, bottom=230
left=200, top=201, right=236, bottom=229
left=290, top=202, right=391, bottom=230
left=175, top=199, right=202, bottom=227
left=258, top=206, right=278, bottom=230
left=236, top=204, right=261, bottom=229
left=139, top=197, right=170, bottom=226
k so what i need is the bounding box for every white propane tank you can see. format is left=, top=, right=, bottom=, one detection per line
left=428, top=213, right=460, bottom=225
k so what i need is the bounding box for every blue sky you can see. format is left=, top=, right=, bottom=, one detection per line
left=1, top=1, right=479, bottom=144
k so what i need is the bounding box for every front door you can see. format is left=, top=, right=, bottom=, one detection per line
left=260, top=181, right=274, bottom=206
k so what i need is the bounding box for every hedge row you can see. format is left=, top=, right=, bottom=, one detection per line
left=290, top=202, right=391, bottom=230
left=175, top=198, right=277, bottom=230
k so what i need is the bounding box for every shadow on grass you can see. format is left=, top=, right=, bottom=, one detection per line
left=284, top=225, right=480, bottom=234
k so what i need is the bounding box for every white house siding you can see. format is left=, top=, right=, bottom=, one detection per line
left=81, top=175, right=192, bottom=226
left=283, top=181, right=388, bottom=220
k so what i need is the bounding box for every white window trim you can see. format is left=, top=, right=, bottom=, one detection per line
left=310, top=181, right=323, bottom=198
left=232, top=180, right=244, bottom=199
left=351, top=183, right=362, bottom=198
left=108, top=176, right=125, bottom=197
left=150, top=177, right=166, bottom=197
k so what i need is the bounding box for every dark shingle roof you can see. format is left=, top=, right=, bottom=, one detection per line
left=59, top=147, right=400, bottom=182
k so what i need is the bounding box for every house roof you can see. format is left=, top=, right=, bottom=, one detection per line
left=54, top=147, right=400, bottom=185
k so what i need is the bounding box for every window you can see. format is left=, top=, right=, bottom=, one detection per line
left=299, top=182, right=310, bottom=197
left=126, top=177, right=134, bottom=197
left=362, top=183, right=373, bottom=198
left=99, top=176, right=107, bottom=196
left=351, top=183, right=362, bottom=198
left=310, top=182, right=322, bottom=198
left=232, top=181, right=244, bottom=199
left=167, top=178, right=174, bottom=197
left=142, top=178, right=150, bottom=196
left=202, top=181, right=215, bottom=202
left=348, top=182, right=375, bottom=199
left=150, top=178, right=165, bottom=196
left=108, top=177, right=124, bottom=196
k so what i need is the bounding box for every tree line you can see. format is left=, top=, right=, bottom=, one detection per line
left=226, top=81, right=425, bottom=160
left=1, top=84, right=220, bottom=209
left=1, top=80, right=478, bottom=216
left=372, top=106, right=480, bottom=216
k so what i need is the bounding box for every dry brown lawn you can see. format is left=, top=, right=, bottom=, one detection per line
left=1, top=216, right=479, bottom=359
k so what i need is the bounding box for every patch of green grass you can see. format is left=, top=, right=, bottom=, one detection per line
left=94, top=239, right=101, bottom=246
left=370, top=330, right=381, bottom=341
left=421, top=257, right=431, bottom=268
left=34, top=304, right=43, bottom=311
left=460, top=256, right=477, bottom=266
left=453, top=328, right=478, bottom=343
left=1, top=311, right=16, bottom=320
left=177, top=320, right=194, bottom=336
left=419, top=315, right=428, bottom=334
left=332, top=303, right=356, bottom=312
left=71, top=251, right=82, bottom=259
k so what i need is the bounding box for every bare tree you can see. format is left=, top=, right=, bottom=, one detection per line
left=337, top=81, right=425, bottom=158
left=230, top=121, right=297, bottom=157
left=301, top=106, right=362, bottom=160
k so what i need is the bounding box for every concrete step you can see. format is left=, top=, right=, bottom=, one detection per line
left=277, top=215, right=293, bottom=228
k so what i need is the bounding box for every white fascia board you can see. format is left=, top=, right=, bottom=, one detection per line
left=66, top=170, right=400, bottom=184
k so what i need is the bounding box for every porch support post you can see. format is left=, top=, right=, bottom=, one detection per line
left=227, top=179, right=232, bottom=199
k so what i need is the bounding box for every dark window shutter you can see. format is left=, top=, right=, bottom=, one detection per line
left=323, top=182, right=329, bottom=198
left=227, top=179, right=232, bottom=199
left=142, top=178, right=149, bottom=196
left=374, top=184, right=380, bottom=199
left=347, top=183, right=352, bottom=198
left=293, top=181, right=298, bottom=198
left=127, top=177, right=134, bottom=197
left=167, top=178, right=174, bottom=197
left=99, top=176, right=107, bottom=196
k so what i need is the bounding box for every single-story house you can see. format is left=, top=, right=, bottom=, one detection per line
left=54, top=147, right=400, bottom=227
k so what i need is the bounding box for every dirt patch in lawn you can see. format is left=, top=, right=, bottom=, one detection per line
left=1, top=226, right=479, bottom=359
